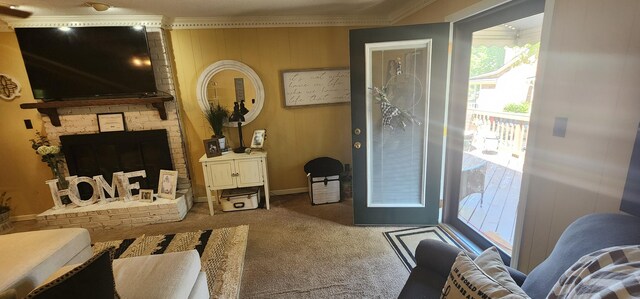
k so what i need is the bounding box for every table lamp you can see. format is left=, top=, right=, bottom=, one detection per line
left=229, top=101, right=249, bottom=153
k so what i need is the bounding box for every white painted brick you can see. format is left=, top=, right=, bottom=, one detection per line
left=130, top=211, right=150, bottom=218
left=91, top=215, right=111, bottom=221
left=160, top=215, right=179, bottom=221
left=69, top=217, right=91, bottom=224
left=103, top=220, right=123, bottom=226
left=54, top=218, right=70, bottom=225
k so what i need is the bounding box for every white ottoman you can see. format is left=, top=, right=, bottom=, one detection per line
left=113, top=250, right=209, bottom=299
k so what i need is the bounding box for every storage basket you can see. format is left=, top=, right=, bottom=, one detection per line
left=304, top=157, right=343, bottom=205
left=220, top=187, right=260, bottom=212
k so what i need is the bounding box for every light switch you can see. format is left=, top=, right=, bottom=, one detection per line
left=553, top=117, right=568, bottom=137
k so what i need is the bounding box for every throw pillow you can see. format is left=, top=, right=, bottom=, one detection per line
left=474, top=246, right=528, bottom=297
left=547, top=245, right=640, bottom=298
left=26, top=247, right=119, bottom=299
left=441, top=251, right=530, bottom=299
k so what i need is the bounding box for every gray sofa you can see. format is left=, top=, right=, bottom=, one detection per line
left=398, top=213, right=640, bottom=298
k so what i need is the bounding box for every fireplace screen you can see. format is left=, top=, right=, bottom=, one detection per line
left=60, top=130, right=174, bottom=199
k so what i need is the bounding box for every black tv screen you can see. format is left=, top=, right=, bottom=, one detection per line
left=15, top=26, right=157, bottom=100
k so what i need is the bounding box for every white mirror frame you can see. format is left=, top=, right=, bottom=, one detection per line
left=196, top=60, right=265, bottom=127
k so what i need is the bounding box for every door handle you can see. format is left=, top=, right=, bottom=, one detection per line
left=354, top=142, right=362, bottom=149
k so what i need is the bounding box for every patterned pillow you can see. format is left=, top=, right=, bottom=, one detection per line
left=475, top=247, right=528, bottom=297
left=441, top=251, right=530, bottom=299
left=547, top=245, right=640, bottom=298
left=26, top=247, right=119, bottom=299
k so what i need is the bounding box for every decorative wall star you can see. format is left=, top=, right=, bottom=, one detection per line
left=0, top=74, right=21, bottom=100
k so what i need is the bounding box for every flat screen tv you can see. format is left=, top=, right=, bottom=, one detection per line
left=15, top=26, right=157, bottom=101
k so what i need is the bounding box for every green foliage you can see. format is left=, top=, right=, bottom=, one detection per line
left=513, top=42, right=541, bottom=66
left=29, top=131, right=65, bottom=171
left=205, top=104, right=230, bottom=137
left=0, top=192, right=11, bottom=213
left=503, top=102, right=530, bottom=113
left=469, top=46, right=506, bottom=77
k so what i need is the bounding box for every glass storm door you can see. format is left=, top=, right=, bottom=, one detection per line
left=350, top=24, right=449, bottom=225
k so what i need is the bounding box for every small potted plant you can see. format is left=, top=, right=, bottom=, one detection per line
left=0, top=191, right=12, bottom=234
left=205, top=103, right=230, bottom=150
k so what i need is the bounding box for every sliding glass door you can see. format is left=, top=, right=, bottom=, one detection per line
left=444, top=0, right=545, bottom=262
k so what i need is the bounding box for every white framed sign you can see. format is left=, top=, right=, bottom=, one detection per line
left=281, top=68, right=350, bottom=107
left=97, top=113, right=126, bottom=132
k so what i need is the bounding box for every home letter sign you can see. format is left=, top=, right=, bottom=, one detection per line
left=46, top=170, right=148, bottom=207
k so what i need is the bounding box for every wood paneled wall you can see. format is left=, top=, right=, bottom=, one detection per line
left=169, top=27, right=353, bottom=198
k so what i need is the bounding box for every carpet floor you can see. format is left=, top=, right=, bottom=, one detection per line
left=14, top=194, right=410, bottom=298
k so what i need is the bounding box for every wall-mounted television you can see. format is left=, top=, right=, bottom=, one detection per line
left=15, top=26, right=157, bottom=101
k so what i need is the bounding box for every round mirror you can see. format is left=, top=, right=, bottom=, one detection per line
left=196, top=60, right=264, bottom=127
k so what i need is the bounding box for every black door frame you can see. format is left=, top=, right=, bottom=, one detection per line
left=443, top=0, right=545, bottom=263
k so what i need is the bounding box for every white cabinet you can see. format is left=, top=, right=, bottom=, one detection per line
left=199, top=152, right=270, bottom=215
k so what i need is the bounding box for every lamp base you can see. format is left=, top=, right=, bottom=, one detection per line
left=233, top=146, right=247, bottom=153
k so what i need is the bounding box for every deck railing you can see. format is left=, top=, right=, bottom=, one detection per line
left=467, top=108, right=530, bottom=156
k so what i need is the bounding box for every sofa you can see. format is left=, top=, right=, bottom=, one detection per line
left=399, top=213, right=640, bottom=298
left=0, top=228, right=209, bottom=298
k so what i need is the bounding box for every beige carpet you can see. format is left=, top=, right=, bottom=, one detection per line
left=92, top=226, right=248, bottom=298
left=14, top=194, right=410, bottom=298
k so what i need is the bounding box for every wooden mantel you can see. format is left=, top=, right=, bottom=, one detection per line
left=19, top=96, right=174, bottom=127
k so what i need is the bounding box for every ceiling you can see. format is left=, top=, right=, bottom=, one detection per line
left=0, top=0, right=437, bottom=28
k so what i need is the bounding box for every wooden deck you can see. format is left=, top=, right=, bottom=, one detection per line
left=458, top=152, right=523, bottom=254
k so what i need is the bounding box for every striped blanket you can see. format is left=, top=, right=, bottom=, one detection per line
left=547, top=245, right=640, bottom=298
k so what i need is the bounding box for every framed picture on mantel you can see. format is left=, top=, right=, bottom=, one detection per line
left=97, top=112, right=126, bottom=132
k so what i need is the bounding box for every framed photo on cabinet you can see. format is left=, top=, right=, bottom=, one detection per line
left=204, top=137, right=222, bottom=158
left=251, top=129, right=266, bottom=149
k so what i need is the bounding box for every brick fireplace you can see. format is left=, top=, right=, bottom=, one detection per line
left=35, top=28, right=194, bottom=231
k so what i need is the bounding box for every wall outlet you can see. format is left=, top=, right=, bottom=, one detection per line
left=553, top=117, right=568, bottom=137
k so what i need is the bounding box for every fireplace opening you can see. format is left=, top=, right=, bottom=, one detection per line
left=60, top=129, right=173, bottom=200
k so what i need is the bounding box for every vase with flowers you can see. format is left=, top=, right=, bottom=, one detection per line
left=205, top=103, right=230, bottom=150
left=30, top=131, right=69, bottom=204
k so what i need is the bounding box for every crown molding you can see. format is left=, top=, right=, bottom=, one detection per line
left=170, top=15, right=390, bottom=29
left=389, top=0, right=438, bottom=24
left=1, top=0, right=446, bottom=31
left=6, top=15, right=172, bottom=29
left=2, top=14, right=391, bottom=30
